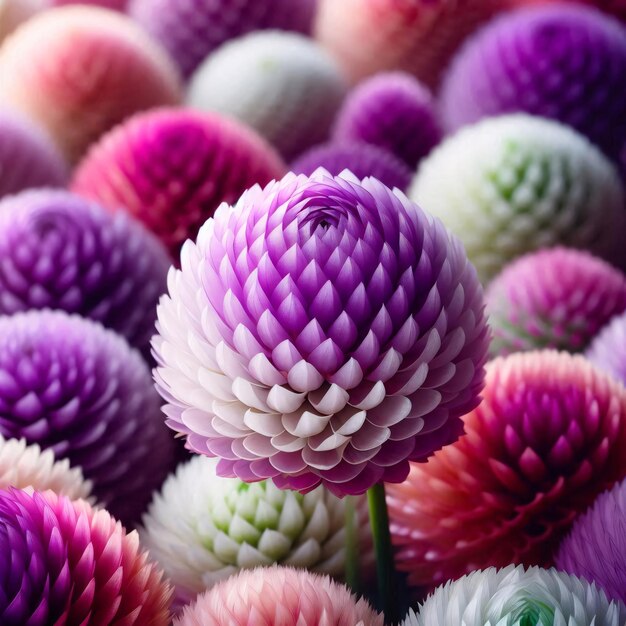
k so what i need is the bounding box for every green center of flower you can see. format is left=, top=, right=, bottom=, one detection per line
left=510, top=599, right=556, bottom=626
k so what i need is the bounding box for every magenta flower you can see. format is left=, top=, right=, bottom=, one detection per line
left=153, top=170, right=489, bottom=497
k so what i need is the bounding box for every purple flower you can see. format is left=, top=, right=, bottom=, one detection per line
left=153, top=170, right=489, bottom=497
left=586, top=311, right=626, bottom=384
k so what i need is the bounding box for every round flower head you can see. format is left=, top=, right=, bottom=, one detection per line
left=486, top=247, right=626, bottom=357
left=333, top=73, right=442, bottom=169
left=440, top=5, right=626, bottom=161
left=72, top=108, right=286, bottom=257
left=0, top=6, right=181, bottom=163
left=174, top=567, right=382, bottom=626
left=0, top=435, right=91, bottom=500
left=586, top=311, right=626, bottom=384
left=153, top=170, right=489, bottom=497
left=0, top=190, right=170, bottom=356
left=291, top=142, right=412, bottom=191
left=0, top=108, right=67, bottom=199
left=0, top=488, right=172, bottom=625
left=556, top=479, right=626, bottom=604
left=129, top=0, right=316, bottom=79
left=141, top=455, right=373, bottom=603
left=403, top=565, right=626, bottom=626
left=410, top=114, right=625, bottom=284
left=0, top=310, right=174, bottom=523
left=387, top=351, right=626, bottom=588
left=315, top=0, right=504, bottom=87
left=187, top=31, right=347, bottom=160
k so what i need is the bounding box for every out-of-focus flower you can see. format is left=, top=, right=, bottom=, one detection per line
left=587, top=310, right=626, bottom=384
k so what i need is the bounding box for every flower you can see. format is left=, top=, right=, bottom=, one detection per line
left=0, top=190, right=170, bottom=355
left=72, top=108, right=286, bottom=257
left=587, top=311, right=626, bottom=384
left=333, top=72, right=441, bottom=169
left=0, top=310, right=174, bottom=523
left=402, top=565, right=626, bottom=626
left=174, top=567, right=382, bottom=626
left=410, top=114, right=625, bottom=284
left=0, top=108, right=67, bottom=199
left=486, top=247, right=626, bottom=356
left=0, top=6, right=181, bottom=163
left=129, top=0, right=316, bottom=79
left=0, top=435, right=91, bottom=499
left=291, top=141, right=412, bottom=191
left=187, top=31, right=347, bottom=159
left=141, top=455, right=373, bottom=603
left=556, top=479, right=626, bottom=604
left=153, top=170, right=489, bottom=496
left=0, top=488, right=172, bottom=625
left=387, top=351, right=626, bottom=588
left=440, top=4, right=626, bottom=160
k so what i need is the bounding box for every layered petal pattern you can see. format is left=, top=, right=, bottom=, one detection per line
left=388, top=351, right=626, bottom=588
left=153, top=170, right=489, bottom=496
left=0, top=488, right=172, bottom=625
left=586, top=311, right=626, bottom=385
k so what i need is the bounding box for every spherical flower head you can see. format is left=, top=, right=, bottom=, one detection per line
left=291, top=141, right=412, bottom=192
left=0, top=190, right=170, bottom=355
left=187, top=31, right=347, bottom=160
left=402, top=565, right=626, bottom=626
left=410, top=114, right=625, bottom=284
left=440, top=4, right=626, bottom=161
left=153, top=170, right=489, bottom=497
left=388, top=351, right=626, bottom=588
left=72, top=108, right=286, bottom=257
left=333, top=72, right=442, bottom=169
left=0, top=488, right=172, bottom=625
left=0, top=108, right=67, bottom=199
left=487, top=247, right=626, bottom=356
left=586, top=310, right=626, bottom=385
left=0, top=6, right=182, bottom=163
left=0, top=435, right=91, bottom=500
left=129, top=0, right=316, bottom=79
left=0, top=310, right=174, bottom=523
left=174, top=566, right=382, bottom=626
left=141, top=455, right=373, bottom=603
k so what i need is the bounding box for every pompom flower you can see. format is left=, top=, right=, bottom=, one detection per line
left=0, top=6, right=181, bottom=163
left=141, top=455, right=373, bottom=603
left=387, top=351, right=626, bottom=588
left=153, top=170, right=489, bottom=497
left=0, top=488, right=172, bottom=625
left=174, top=567, right=382, bottom=626
left=586, top=311, right=626, bottom=384
left=410, top=114, right=625, bottom=284
left=486, top=247, right=626, bottom=356
left=72, top=108, right=286, bottom=256
left=403, top=565, right=626, bottom=626
left=440, top=4, right=626, bottom=161
left=333, top=72, right=442, bottom=169
left=0, top=190, right=170, bottom=355
left=129, top=0, right=316, bottom=79
left=187, top=31, right=347, bottom=159
left=0, top=108, right=67, bottom=199
left=0, top=435, right=91, bottom=500
left=0, top=310, right=173, bottom=523
left=291, top=142, right=412, bottom=191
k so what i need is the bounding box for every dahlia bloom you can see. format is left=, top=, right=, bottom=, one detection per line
left=0, top=310, right=174, bottom=523
left=486, top=247, right=626, bottom=356
left=187, top=31, right=347, bottom=159
left=403, top=565, right=626, bottom=626
left=0, top=190, right=170, bottom=355
left=174, top=567, right=382, bottom=626
left=388, top=351, right=626, bottom=588
left=0, top=488, right=172, bottom=625
left=72, top=108, right=286, bottom=256
left=333, top=72, right=441, bottom=169
left=141, top=455, right=373, bottom=602
left=410, top=115, right=625, bottom=283
left=440, top=4, right=626, bottom=160
left=153, top=170, right=489, bottom=497
left=0, top=6, right=181, bottom=162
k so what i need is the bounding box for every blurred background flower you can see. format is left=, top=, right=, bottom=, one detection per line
left=586, top=311, right=626, bottom=385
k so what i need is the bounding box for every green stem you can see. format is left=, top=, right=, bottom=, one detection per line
left=367, top=483, right=398, bottom=624
left=344, top=495, right=360, bottom=593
